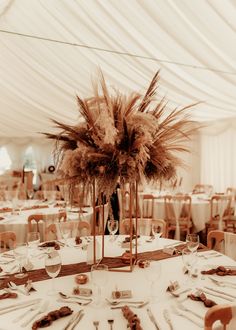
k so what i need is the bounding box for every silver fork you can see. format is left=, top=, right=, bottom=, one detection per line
left=13, top=303, right=39, bottom=323
left=175, top=301, right=203, bottom=319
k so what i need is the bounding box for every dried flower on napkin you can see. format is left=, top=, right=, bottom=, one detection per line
left=0, top=292, right=17, bottom=299
left=75, top=236, right=82, bottom=245
left=201, top=266, right=236, bottom=276
left=38, top=241, right=60, bottom=250
left=32, top=306, right=73, bottom=330
left=188, top=292, right=216, bottom=307
left=121, top=305, right=143, bottom=330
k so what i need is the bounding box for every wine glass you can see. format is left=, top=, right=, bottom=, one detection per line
left=107, top=220, right=119, bottom=241
left=13, top=243, right=28, bottom=278
left=182, top=247, right=198, bottom=284
left=59, top=222, right=72, bottom=246
left=27, top=232, right=40, bottom=257
left=151, top=222, right=162, bottom=246
left=45, top=250, right=61, bottom=295
left=27, top=189, right=34, bottom=200
left=91, top=263, right=108, bottom=306
left=145, top=261, right=162, bottom=302
left=186, top=234, right=199, bottom=253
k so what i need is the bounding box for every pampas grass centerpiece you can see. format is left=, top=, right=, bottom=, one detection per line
left=45, top=71, right=197, bottom=200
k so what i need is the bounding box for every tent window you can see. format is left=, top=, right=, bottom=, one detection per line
left=0, top=147, right=12, bottom=174
left=23, top=146, right=37, bottom=185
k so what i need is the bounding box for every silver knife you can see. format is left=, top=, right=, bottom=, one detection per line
left=146, top=308, right=160, bottom=330
left=71, top=312, right=84, bottom=330
left=0, top=298, right=41, bottom=315
left=163, top=309, right=174, bottom=330
left=63, top=310, right=84, bottom=330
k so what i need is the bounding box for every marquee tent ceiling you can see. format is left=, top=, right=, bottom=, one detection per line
left=1, top=0, right=236, bottom=138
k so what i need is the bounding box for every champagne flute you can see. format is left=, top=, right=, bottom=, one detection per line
left=13, top=243, right=28, bottom=278
left=107, top=220, right=119, bottom=241
left=91, top=263, right=108, bottom=306
left=182, top=247, right=197, bottom=284
left=145, top=261, right=162, bottom=302
left=186, top=234, right=199, bottom=253
left=45, top=250, right=61, bottom=295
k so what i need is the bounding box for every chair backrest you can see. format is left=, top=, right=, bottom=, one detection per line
left=28, top=211, right=67, bottom=233
left=164, top=195, right=191, bottom=222
left=207, top=230, right=236, bottom=260
left=204, top=304, right=235, bottom=330
left=152, top=219, right=167, bottom=238
left=209, top=195, right=231, bottom=230
left=45, top=221, right=74, bottom=241
left=207, top=230, right=224, bottom=251
left=120, top=218, right=137, bottom=235
left=77, top=221, right=91, bottom=236
left=0, top=231, right=16, bottom=251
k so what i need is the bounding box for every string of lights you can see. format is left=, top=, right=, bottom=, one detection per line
left=1, top=28, right=236, bottom=76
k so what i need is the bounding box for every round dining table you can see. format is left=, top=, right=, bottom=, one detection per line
left=0, top=200, right=93, bottom=243
left=0, top=235, right=235, bottom=329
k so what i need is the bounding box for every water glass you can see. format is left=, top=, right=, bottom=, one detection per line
left=91, top=264, right=108, bottom=306
left=145, top=261, right=162, bottom=302
left=107, top=220, right=119, bottom=241
left=27, top=232, right=40, bottom=257
left=45, top=250, right=61, bottom=295
left=13, top=243, right=28, bottom=278
left=186, top=234, right=199, bottom=252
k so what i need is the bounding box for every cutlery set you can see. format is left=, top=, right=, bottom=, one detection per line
left=63, top=309, right=84, bottom=330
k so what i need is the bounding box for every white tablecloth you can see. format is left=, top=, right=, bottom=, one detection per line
left=0, top=237, right=235, bottom=329
left=0, top=201, right=93, bottom=244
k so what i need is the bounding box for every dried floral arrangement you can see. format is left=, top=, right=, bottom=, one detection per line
left=45, top=70, right=197, bottom=200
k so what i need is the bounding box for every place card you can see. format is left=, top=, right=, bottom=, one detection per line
left=112, top=290, right=132, bottom=299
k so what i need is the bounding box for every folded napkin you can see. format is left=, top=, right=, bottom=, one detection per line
left=121, top=305, right=143, bottom=330
left=38, top=241, right=60, bottom=250
left=32, top=306, right=73, bottom=330
left=0, top=292, right=18, bottom=300
left=201, top=265, right=236, bottom=276
left=188, top=292, right=216, bottom=307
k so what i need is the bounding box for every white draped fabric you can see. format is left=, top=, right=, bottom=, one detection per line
left=200, top=119, right=236, bottom=192
left=1, top=0, right=236, bottom=138
left=1, top=1, right=236, bottom=190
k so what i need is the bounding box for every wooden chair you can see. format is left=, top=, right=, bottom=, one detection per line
left=45, top=221, right=74, bottom=241
left=207, top=195, right=231, bottom=232
left=204, top=304, right=236, bottom=330
left=207, top=230, right=224, bottom=251
left=0, top=231, right=16, bottom=251
left=28, top=211, right=67, bottom=233
left=207, top=230, right=236, bottom=260
left=138, top=218, right=167, bottom=237
left=120, top=218, right=137, bottom=235
left=164, top=195, right=192, bottom=240
left=77, top=221, right=91, bottom=236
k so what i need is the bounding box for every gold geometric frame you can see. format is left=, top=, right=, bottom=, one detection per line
left=92, top=180, right=138, bottom=272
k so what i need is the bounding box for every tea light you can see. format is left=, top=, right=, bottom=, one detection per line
left=75, top=273, right=88, bottom=285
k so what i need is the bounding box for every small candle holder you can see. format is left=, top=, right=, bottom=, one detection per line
left=75, top=273, right=88, bottom=285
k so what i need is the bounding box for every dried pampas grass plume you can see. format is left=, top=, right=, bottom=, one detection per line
left=44, top=70, right=198, bottom=199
